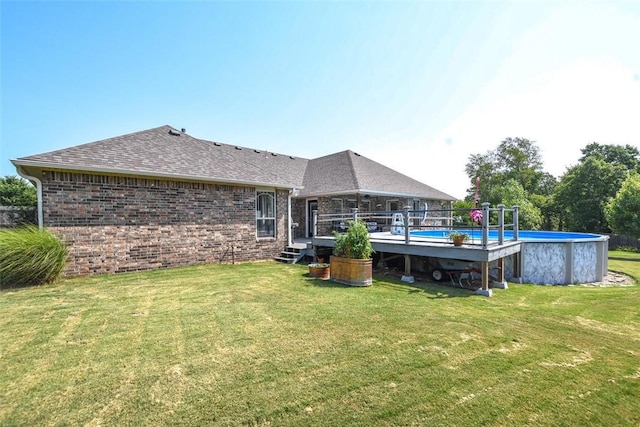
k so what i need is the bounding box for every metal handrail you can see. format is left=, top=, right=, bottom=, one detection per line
left=312, top=204, right=520, bottom=249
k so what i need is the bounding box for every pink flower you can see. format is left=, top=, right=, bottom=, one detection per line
left=470, top=209, right=483, bottom=223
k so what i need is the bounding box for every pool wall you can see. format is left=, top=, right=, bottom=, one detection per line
left=504, top=239, right=609, bottom=285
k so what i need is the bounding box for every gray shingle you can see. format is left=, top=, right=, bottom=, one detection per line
left=14, top=125, right=455, bottom=200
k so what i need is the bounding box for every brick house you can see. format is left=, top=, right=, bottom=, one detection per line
left=12, top=125, right=455, bottom=276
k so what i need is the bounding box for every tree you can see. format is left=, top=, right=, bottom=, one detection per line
left=555, top=156, right=626, bottom=233
left=580, top=143, right=640, bottom=171
left=0, top=176, right=36, bottom=207
left=464, top=153, right=498, bottom=204
left=605, top=172, right=640, bottom=238
left=494, top=137, right=544, bottom=193
left=464, top=137, right=550, bottom=202
left=490, top=179, right=542, bottom=230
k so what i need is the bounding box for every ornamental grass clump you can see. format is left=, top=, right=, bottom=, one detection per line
left=0, top=226, right=68, bottom=288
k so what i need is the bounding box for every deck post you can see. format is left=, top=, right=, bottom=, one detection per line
left=476, top=261, right=493, bottom=297
left=497, top=204, right=505, bottom=245
left=352, top=207, right=359, bottom=222
left=512, top=206, right=519, bottom=240
left=403, top=206, right=411, bottom=245
left=481, top=202, right=490, bottom=249
left=492, top=257, right=508, bottom=289
left=312, top=210, right=318, bottom=238
left=401, top=254, right=414, bottom=283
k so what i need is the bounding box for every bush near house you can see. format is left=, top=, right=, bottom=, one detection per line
left=0, top=226, right=68, bottom=288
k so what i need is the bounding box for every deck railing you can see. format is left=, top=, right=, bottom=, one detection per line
left=312, top=202, right=519, bottom=249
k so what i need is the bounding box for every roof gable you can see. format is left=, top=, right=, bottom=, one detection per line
left=13, top=125, right=455, bottom=200
left=299, top=150, right=455, bottom=200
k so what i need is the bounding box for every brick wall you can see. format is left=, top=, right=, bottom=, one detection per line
left=291, top=194, right=452, bottom=237
left=42, top=171, right=287, bottom=276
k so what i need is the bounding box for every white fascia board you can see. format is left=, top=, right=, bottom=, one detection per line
left=11, top=160, right=303, bottom=190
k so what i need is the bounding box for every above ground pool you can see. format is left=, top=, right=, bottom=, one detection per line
left=410, top=229, right=609, bottom=285
left=410, top=229, right=604, bottom=242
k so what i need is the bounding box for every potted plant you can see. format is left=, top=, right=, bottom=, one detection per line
left=449, top=231, right=469, bottom=246
left=330, top=220, right=374, bottom=286
left=308, top=262, right=330, bottom=280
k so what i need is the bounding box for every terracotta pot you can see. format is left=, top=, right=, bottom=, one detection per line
left=330, top=256, right=372, bottom=287
left=308, top=263, right=330, bottom=280
left=453, top=236, right=465, bottom=246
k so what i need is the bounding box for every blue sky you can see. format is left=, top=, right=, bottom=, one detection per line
left=2, top=1, right=639, bottom=199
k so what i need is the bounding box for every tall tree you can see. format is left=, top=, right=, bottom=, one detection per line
left=605, top=172, right=640, bottom=238
left=494, top=137, right=544, bottom=193
left=0, top=176, right=36, bottom=207
left=490, top=179, right=542, bottom=230
left=464, top=137, right=554, bottom=230
left=580, top=143, right=640, bottom=171
left=555, top=156, right=627, bottom=233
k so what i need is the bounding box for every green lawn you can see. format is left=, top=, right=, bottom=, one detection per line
left=609, top=250, right=640, bottom=283
left=1, top=255, right=639, bottom=426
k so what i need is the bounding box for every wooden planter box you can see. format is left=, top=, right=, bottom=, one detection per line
left=330, top=256, right=372, bottom=287
left=308, top=263, right=330, bottom=280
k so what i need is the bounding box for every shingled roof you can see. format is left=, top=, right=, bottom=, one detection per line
left=300, top=150, right=455, bottom=200
left=13, top=125, right=456, bottom=200
left=13, top=126, right=309, bottom=189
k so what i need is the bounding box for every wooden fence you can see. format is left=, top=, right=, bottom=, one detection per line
left=606, top=234, right=640, bottom=250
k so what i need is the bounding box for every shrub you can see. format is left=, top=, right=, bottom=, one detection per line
left=332, top=220, right=374, bottom=259
left=0, top=226, right=68, bottom=288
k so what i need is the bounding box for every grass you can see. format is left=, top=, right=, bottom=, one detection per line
left=609, top=249, right=640, bottom=283
left=0, top=226, right=68, bottom=288
left=1, top=255, right=639, bottom=426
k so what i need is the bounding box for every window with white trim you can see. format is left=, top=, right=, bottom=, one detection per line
left=256, top=191, right=276, bottom=238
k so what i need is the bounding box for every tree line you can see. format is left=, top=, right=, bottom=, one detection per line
left=457, top=138, right=640, bottom=239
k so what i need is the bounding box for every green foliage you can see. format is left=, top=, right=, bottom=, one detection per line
left=606, top=172, right=640, bottom=239
left=0, top=226, right=68, bottom=288
left=491, top=179, right=542, bottom=230
left=464, top=138, right=554, bottom=231
left=580, top=143, right=640, bottom=170
left=556, top=155, right=627, bottom=233
left=0, top=176, right=36, bottom=207
left=465, top=137, right=549, bottom=203
left=448, top=231, right=469, bottom=241
left=332, top=220, right=374, bottom=259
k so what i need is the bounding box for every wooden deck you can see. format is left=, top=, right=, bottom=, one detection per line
left=312, top=232, right=522, bottom=263
left=310, top=232, right=522, bottom=296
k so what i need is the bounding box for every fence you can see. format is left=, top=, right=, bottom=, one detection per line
left=0, top=206, right=36, bottom=228
left=606, top=234, right=640, bottom=250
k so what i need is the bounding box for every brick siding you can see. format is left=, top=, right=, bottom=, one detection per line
left=291, top=194, right=451, bottom=238
left=42, top=171, right=287, bottom=276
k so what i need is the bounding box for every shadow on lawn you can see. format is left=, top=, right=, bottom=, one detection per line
left=304, top=274, right=474, bottom=298
left=609, top=256, right=640, bottom=263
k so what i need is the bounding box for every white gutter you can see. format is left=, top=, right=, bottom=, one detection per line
left=298, top=189, right=456, bottom=200
left=15, top=166, right=43, bottom=230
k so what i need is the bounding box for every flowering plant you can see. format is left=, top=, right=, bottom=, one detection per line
left=449, top=231, right=469, bottom=241
left=470, top=209, right=483, bottom=224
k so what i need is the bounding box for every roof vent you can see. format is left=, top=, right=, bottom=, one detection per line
left=271, top=152, right=277, bottom=156
left=289, top=156, right=295, bottom=159
left=235, top=146, right=242, bottom=150
left=254, top=149, right=261, bottom=153
left=168, top=129, right=181, bottom=136
left=213, top=142, right=221, bottom=146
left=181, top=128, right=186, bottom=133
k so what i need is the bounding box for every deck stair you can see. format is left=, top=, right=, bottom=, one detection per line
left=274, top=244, right=308, bottom=264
